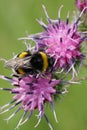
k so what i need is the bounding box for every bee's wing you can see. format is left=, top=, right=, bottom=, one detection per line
left=22, top=56, right=32, bottom=68
left=5, top=56, right=32, bottom=69
left=5, top=57, right=21, bottom=69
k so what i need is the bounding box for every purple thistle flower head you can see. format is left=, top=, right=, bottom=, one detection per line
left=76, top=0, right=87, bottom=11
left=20, top=5, right=87, bottom=78
left=0, top=74, right=64, bottom=130
left=76, top=1, right=87, bottom=32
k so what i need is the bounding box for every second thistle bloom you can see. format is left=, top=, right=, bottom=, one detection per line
left=76, top=0, right=87, bottom=32
left=76, top=0, right=87, bottom=11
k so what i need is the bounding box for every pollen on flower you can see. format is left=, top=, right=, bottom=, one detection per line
left=19, top=5, right=87, bottom=78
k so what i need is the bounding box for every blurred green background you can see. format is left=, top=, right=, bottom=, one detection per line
left=0, top=0, right=87, bottom=130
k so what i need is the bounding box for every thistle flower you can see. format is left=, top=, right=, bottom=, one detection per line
left=20, top=6, right=87, bottom=78
left=76, top=0, right=87, bottom=32
left=0, top=73, right=67, bottom=130
left=76, top=0, right=87, bottom=11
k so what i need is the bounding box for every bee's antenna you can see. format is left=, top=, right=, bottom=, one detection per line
left=0, top=58, right=7, bottom=63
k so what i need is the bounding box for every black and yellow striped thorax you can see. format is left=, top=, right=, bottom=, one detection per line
left=30, top=52, right=49, bottom=72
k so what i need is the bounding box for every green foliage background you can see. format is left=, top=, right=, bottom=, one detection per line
left=0, top=0, right=87, bottom=130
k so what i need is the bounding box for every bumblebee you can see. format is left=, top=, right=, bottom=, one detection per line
left=5, top=50, right=55, bottom=75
